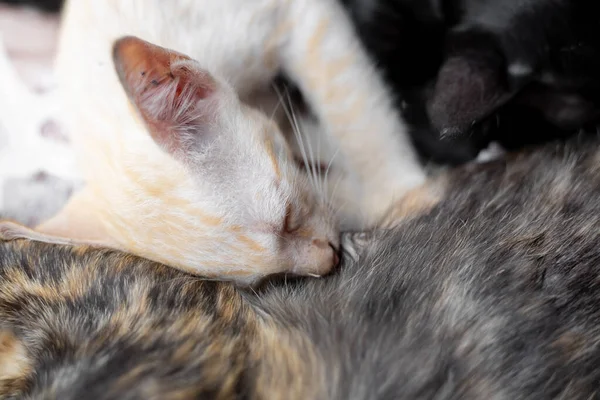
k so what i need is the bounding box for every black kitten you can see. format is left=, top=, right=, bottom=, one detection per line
left=343, top=0, right=600, bottom=163
left=0, top=0, right=63, bottom=12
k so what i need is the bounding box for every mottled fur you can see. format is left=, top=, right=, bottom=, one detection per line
left=0, top=239, right=325, bottom=399
left=2, top=135, right=600, bottom=398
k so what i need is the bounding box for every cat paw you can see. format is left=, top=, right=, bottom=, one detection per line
left=341, top=231, right=371, bottom=262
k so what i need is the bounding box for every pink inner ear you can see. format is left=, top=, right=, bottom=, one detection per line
left=112, top=36, right=216, bottom=154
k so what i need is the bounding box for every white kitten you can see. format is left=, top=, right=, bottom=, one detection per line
left=1, top=0, right=425, bottom=284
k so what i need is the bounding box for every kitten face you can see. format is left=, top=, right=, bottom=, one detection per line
left=112, top=36, right=339, bottom=282
left=230, top=108, right=341, bottom=276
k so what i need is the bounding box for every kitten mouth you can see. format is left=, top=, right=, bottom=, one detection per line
left=331, top=243, right=340, bottom=267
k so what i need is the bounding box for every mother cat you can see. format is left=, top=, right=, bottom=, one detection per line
left=2, top=134, right=600, bottom=398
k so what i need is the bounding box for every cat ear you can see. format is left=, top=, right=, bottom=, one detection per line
left=112, top=36, right=219, bottom=156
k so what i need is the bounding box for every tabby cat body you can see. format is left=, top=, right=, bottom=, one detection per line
left=2, top=134, right=600, bottom=398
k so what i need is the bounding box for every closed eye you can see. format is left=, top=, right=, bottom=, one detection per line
left=283, top=203, right=299, bottom=233
left=294, top=156, right=329, bottom=175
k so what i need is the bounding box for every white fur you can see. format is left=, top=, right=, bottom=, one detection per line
left=0, top=35, right=79, bottom=182
left=46, top=0, right=425, bottom=282
left=476, top=142, right=506, bottom=163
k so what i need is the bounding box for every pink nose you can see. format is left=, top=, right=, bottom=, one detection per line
left=312, top=240, right=340, bottom=266
left=312, top=238, right=329, bottom=249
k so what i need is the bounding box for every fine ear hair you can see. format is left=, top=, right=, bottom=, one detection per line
left=112, top=36, right=221, bottom=158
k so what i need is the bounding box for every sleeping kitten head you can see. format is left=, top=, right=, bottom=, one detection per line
left=110, top=36, right=339, bottom=284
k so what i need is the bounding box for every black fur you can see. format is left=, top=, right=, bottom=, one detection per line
left=0, top=0, right=62, bottom=12
left=342, top=0, right=600, bottom=164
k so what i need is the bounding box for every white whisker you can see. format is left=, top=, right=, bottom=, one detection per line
left=274, top=85, right=317, bottom=192
left=269, top=82, right=284, bottom=122
left=329, top=173, right=344, bottom=210
left=286, top=90, right=318, bottom=191
left=316, top=127, right=324, bottom=196
left=324, top=147, right=340, bottom=202
left=302, top=115, right=319, bottom=194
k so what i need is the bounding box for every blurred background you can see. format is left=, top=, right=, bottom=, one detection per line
left=0, top=0, right=80, bottom=227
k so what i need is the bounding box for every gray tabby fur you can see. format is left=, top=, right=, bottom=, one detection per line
left=1, top=134, right=600, bottom=398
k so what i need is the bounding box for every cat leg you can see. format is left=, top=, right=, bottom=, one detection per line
left=340, top=179, right=444, bottom=262
left=379, top=180, right=445, bottom=227
left=279, top=0, right=426, bottom=228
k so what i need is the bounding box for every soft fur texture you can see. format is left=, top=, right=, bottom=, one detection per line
left=2, top=134, right=600, bottom=398
left=10, top=0, right=426, bottom=284
left=342, top=0, right=600, bottom=164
